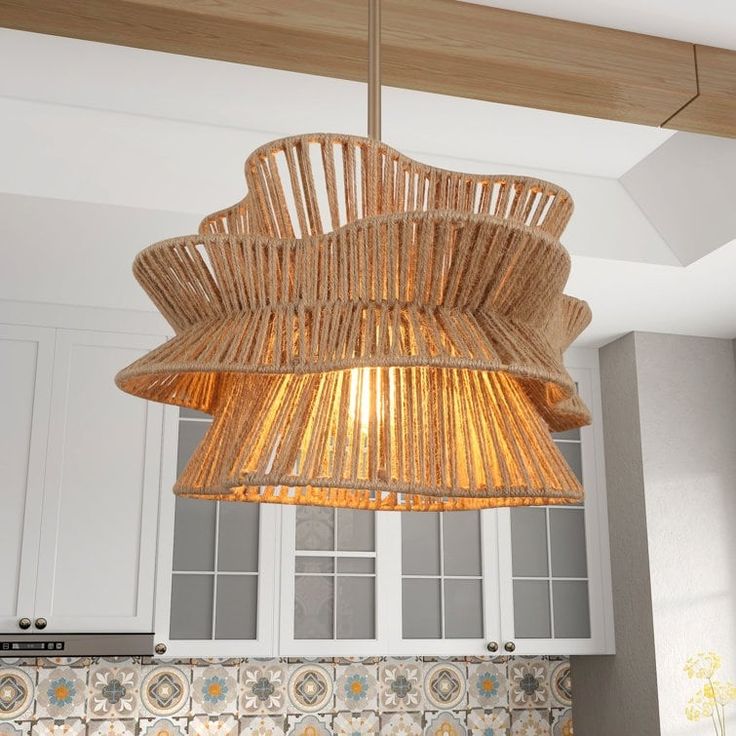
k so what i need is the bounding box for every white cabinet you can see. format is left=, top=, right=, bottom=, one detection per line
left=497, top=358, right=615, bottom=655
left=159, top=353, right=613, bottom=657
left=153, top=408, right=279, bottom=658
left=259, top=353, right=613, bottom=657
left=34, top=329, right=165, bottom=632
left=0, top=325, right=55, bottom=632
left=1, top=304, right=612, bottom=654
left=0, top=310, right=167, bottom=635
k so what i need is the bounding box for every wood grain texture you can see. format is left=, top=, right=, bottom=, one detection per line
left=664, top=45, right=736, bottom=138
left=0, top=0, right=699, bottom=128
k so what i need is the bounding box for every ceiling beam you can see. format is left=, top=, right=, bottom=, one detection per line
left=663, top=45, right=736, bottom=137
left=0, top=0, right=732, bottom=136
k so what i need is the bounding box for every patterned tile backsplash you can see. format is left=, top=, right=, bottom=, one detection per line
left=0, top=656, right=572, bottom=736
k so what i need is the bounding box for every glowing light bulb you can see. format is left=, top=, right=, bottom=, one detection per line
left=347, top=368, right=375, bottom=429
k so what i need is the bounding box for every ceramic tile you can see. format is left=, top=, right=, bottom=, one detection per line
left=240, top=661, right=287, bottom=715
left=139, top=717, right=188, bottom=736
left=334, top=664, right=378, bottom=712
left=379, top=712, right=422, bottom=736
left=31, top=719, right=86, bottom=736
left=285, top=713, right=332, bottom=736
left=548, top=663, right=571, bottom=709
left=423, top=710, right=467, bottom=736
left=0, top=665, right=35, bottom=721
left=510, top=710, right=551, bottom=736
left=188, top=714, right=239, bottom=736
left=36, top=666, right=86, bottom=719
left=378, top=661, right=423, bottom=712
left=508, top=660, right=550, bottom=710
left=422, top=662, right=467, bottom=710
left=467, top=661, right=508, bottom=709
left=191, top=666, right=238, bottom=716
left=332, top=711, right=378, bottom=736
left=550, top=708, right=573, bottom=736
left=287, top=664, right=334, bottom=714
left=140, top=664, right=191, bottom=718
left=240, top=715, right=286, bottom=736
left=467, top=708, right=510, bottom=736
left=0, top=721, right=31, bottom=736
left=87, top=662, right=140, bottom=719
left=87, top=720, right=136, bottom=736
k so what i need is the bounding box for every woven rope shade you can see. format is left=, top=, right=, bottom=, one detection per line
left=117, top=133, right=592, bottom=510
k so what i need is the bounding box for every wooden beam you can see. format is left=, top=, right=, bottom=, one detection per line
left=663, top=45, right=736, bottom=138
left=0, top=0, right=710, bottom=131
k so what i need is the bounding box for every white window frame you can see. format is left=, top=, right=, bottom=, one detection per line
left=497, top=348, right=615, bottom=655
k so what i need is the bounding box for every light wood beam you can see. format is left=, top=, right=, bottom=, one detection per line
left=664, top=45, right=736, bottom=138
left=0, top=0, right=726, bottom=134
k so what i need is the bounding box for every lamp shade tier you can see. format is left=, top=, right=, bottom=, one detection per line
left=172, top=368, right=582, bottom=511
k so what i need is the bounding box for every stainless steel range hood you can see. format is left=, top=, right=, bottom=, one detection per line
left=0, top=633, right=154, bottom=657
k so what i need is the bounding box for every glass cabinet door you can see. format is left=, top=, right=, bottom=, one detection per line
left=397, top=509, right=500, bottom=655
left=154, top=407, right=278, bottom=656
left=498, top=365, right=614, bottom=655
left=280, top=506, right=383, bottom=654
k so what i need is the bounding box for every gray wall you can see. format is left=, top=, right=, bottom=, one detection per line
left=573, top=333, right=736, bottom=735
left=572, top=333, right=661, bottom=736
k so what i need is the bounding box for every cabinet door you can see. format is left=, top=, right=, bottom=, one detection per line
left=153, top=407, right=278, bottom=657
left=0, top=325, right=54, bottom=632
left=280, top=505, right=391, bottom=656
left=391, top=509, right=500, bottom=655
left=33, top=329, right=165, bottom=632
left=498, top=364, right=615, bottom=655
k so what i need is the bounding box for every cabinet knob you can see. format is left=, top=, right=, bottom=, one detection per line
left=504, top=641, right=516, bottom=653
left=154, top=642, right=167, bottom=656
left=486, top=641, right=499, bottom=653
left=18, top=617, right=32, bottom=630
left=34, top=617, right=48, bottom=630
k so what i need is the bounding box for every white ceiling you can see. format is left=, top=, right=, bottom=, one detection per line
left=1, top=29, right=735, bottom=347
left=0, top=29, right=672, bottom=179
left=461, top=0, right=736, bottom=49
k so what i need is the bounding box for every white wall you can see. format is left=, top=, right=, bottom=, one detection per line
left=0, top=193, right=196, bottom=312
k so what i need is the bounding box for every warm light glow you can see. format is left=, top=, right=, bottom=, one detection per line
left=347, top=368, right=376, bottom=429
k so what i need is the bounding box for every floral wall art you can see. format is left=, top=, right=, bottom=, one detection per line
left=0, top=656, right=572, bottom=736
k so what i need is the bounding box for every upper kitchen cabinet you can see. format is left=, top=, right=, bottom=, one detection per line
left=33, top=329, right=165, bottom=633
left=498, top=355, right=615, bottom=656
left=1, top=305, right=168, bottom=635
left=0, top=324, right=55, bottom=633
left=152, top=407, right=279, bottom=658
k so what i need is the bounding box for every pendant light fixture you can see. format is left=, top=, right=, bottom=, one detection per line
left=116, top=0, right=592, bottom=510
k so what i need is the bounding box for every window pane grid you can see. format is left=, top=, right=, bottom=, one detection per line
left=171, top=411, right=260, bottom=641
left=401, top=511, right=483, bottom=639
left=509, top=434, right=590, bottom=640
left=294, top=507, right=377, bottom=640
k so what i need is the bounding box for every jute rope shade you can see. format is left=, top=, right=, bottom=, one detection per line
left=116, top=133, right=592, bottom=510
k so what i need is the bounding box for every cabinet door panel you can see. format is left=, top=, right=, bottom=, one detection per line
left=498, top=362, right=615, bottom=655
left=34, top=330, right=164, bottom=631
left=280, top=505, right=385, bottom=655
left=156, top=408, right=278, bottom=656
left=397, top=509, right=499, bottom=655
left=0, top=325, right=54, bottom=631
